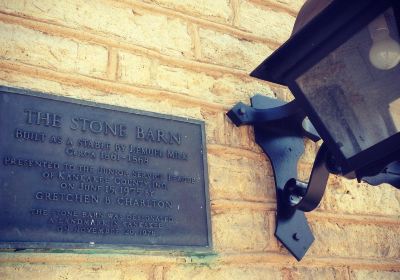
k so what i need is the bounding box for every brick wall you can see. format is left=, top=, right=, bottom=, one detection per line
left=0, top=0, right=399, bottom=279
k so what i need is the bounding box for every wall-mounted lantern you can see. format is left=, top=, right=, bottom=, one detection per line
left=227, top=0, right=400, bottom=261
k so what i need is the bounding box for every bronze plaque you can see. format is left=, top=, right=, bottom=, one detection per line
left=0, top=86, right=211, bottom=250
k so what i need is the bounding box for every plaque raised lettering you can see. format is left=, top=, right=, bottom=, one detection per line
left=0, top=86, right=211, bottom=250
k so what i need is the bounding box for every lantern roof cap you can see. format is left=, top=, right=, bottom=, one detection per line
left=250, top=0, right=395, bottom=85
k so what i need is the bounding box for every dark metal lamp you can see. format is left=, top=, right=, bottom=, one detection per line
left=227, top=0, right=400, bottom=261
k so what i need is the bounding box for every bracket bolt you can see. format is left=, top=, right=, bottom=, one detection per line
left=289, top=194, right=301, bottom=206
left=293, top=233, right=301, bottom=241
left=238, top=107, right=246, bottom=115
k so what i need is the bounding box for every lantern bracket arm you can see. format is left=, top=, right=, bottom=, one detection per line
left=227, top=94, right=322, bottom=261
left=226, top=100, right=302, bottom=126
left=284, top=143, right=330, bottom=212
left=227, top=98, right=320, bottom=142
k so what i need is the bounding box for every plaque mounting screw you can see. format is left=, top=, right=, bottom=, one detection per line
left=238, top=107, right=246, bottom=115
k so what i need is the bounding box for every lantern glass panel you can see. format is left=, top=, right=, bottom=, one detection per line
left=296, top=8, right=400, bottom=159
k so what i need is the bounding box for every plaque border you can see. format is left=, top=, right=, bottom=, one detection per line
left=0, top=85, right=212, bottom=252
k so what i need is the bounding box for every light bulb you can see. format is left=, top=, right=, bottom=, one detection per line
left=368, top=14, right=400, bottom=70
left=369, top=37, right=400, bottom=70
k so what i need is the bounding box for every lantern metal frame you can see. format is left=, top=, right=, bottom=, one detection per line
left=251, top=0, right=400, bottom=177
